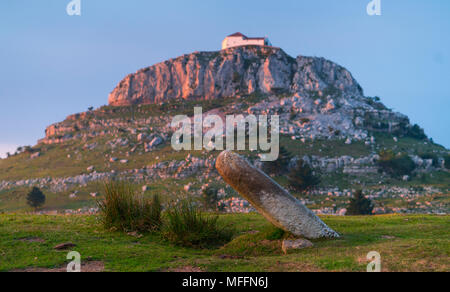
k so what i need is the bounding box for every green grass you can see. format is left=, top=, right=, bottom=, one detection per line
left=163, top=200, right=233, bottom=248
left=97, top=182, right=162, bottom=232
left=0, top=213, right=448, bottom=272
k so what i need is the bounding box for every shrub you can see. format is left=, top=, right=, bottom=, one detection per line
left=377, top=150, right=415, bottom=177
left=262, top=146, right=292, bottom=176
left=287, top=159, right=320, bottom=193
left=407, top=124, right=427, bottom=140
left=163, top=200, right=233, bottom=248
left=26, top=187, right=46, bottom=210
left=346, top=190, right=374, bottom=216
left=97, top=181, right=162, bottom=232
left=201, top=185, right=219, bottom=211
left=445, top=155, right=450, bottom=169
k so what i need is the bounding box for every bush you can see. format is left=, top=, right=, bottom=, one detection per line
left=407, top=124, right=427, bottom=140
left=445, top=155, right=450, bottom=169
left=377, top=150, right=415, bottom=177
left=262, top=146, right=292, bottom=176
left=26, top=187, right=46, bottom=210
left=287, top=159, right=320, bottom=193
left=346, top=190, right=374, bottom=216
left=97, top=181, right=162, bottom=232
left=201, top=185, right=220, bottom=211
left=163, top=200, right=233, bottom=248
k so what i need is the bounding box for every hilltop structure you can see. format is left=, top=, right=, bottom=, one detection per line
left=221, top=32, right=272, bottom=50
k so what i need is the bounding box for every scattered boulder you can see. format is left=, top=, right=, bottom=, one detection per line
left=216, top=151, right=339, bottom=239
left=148, top=136, right=163, bottom=150
left=54, top=242, right=76, bottom=250
left=137, top=133, right=147, bottom=142
left=282, top=239, right=314, bottom=254
left=30, top=152, right=40, bottom=159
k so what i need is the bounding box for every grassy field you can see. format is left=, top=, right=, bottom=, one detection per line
left=0, top=213, right=448, bottom=272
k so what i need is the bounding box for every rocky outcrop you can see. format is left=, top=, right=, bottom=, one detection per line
left=108, top=46, right=363, bottom=106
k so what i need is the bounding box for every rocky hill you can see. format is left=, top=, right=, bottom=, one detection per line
left=44, top=46, right=417, bottom=144
left=0, top=46, right=448, bottom=214
left=108, top=46, right=363, bottom=105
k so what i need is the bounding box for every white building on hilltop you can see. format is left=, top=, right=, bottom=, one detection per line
left=222, top=32, right=272, bottom=50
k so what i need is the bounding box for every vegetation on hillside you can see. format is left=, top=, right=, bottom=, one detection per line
left=377, top=150, right=416, bottom=177
left=287, top=159, right=321, bottom=193
left=346, top=190, right=374, bottom=215
left=26, top=187, right=46, bottom=210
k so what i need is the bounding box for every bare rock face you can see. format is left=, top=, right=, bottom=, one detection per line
left=216, top=150, right=339, bottom=239
left=108, top=46, right=363, bottom=106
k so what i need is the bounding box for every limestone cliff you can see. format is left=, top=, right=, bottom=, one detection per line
left=108, top=46, right=363, bottom=106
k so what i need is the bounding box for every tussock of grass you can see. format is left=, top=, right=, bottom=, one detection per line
left=216, top=226, right=288, bottom=257
left=97, top=181, right=162, bottom=232
left=163, top=200, right=233, bottom=248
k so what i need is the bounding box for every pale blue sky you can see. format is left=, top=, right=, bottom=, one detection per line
left=0, top=0, right=449, bottom=157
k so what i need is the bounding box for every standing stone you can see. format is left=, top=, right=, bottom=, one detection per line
left=216, top=151, right=339, bottom=239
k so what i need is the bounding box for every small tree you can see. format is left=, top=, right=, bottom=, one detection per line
left=287, top=159, right=320, bottom=193
left=26, top=187, right=46, bottom=210
left=201, top=186, right=219, bottom=211
left=23, top=146, right=32, bottom=153
left=407, top=124, right=427, bottom=140
left=444, top=155, right=450, bottom=169
left=263, top=146, right=293, bottom=176
left=346, top=190, right=374, bottom=216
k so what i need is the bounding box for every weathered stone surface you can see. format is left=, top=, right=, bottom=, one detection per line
left=282, top=239, right=314, bottom=253
left=108, top=46, right=363, bottom=106
left=216, top=151, right=339, bottom=239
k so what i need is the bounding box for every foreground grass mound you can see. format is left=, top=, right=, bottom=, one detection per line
left=0, top=213, right=448, bottom=272
left=216, top=226, right=288, bottom=257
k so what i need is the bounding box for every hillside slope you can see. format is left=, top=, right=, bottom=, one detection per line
left=0, top=46, right=448, bottom=214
